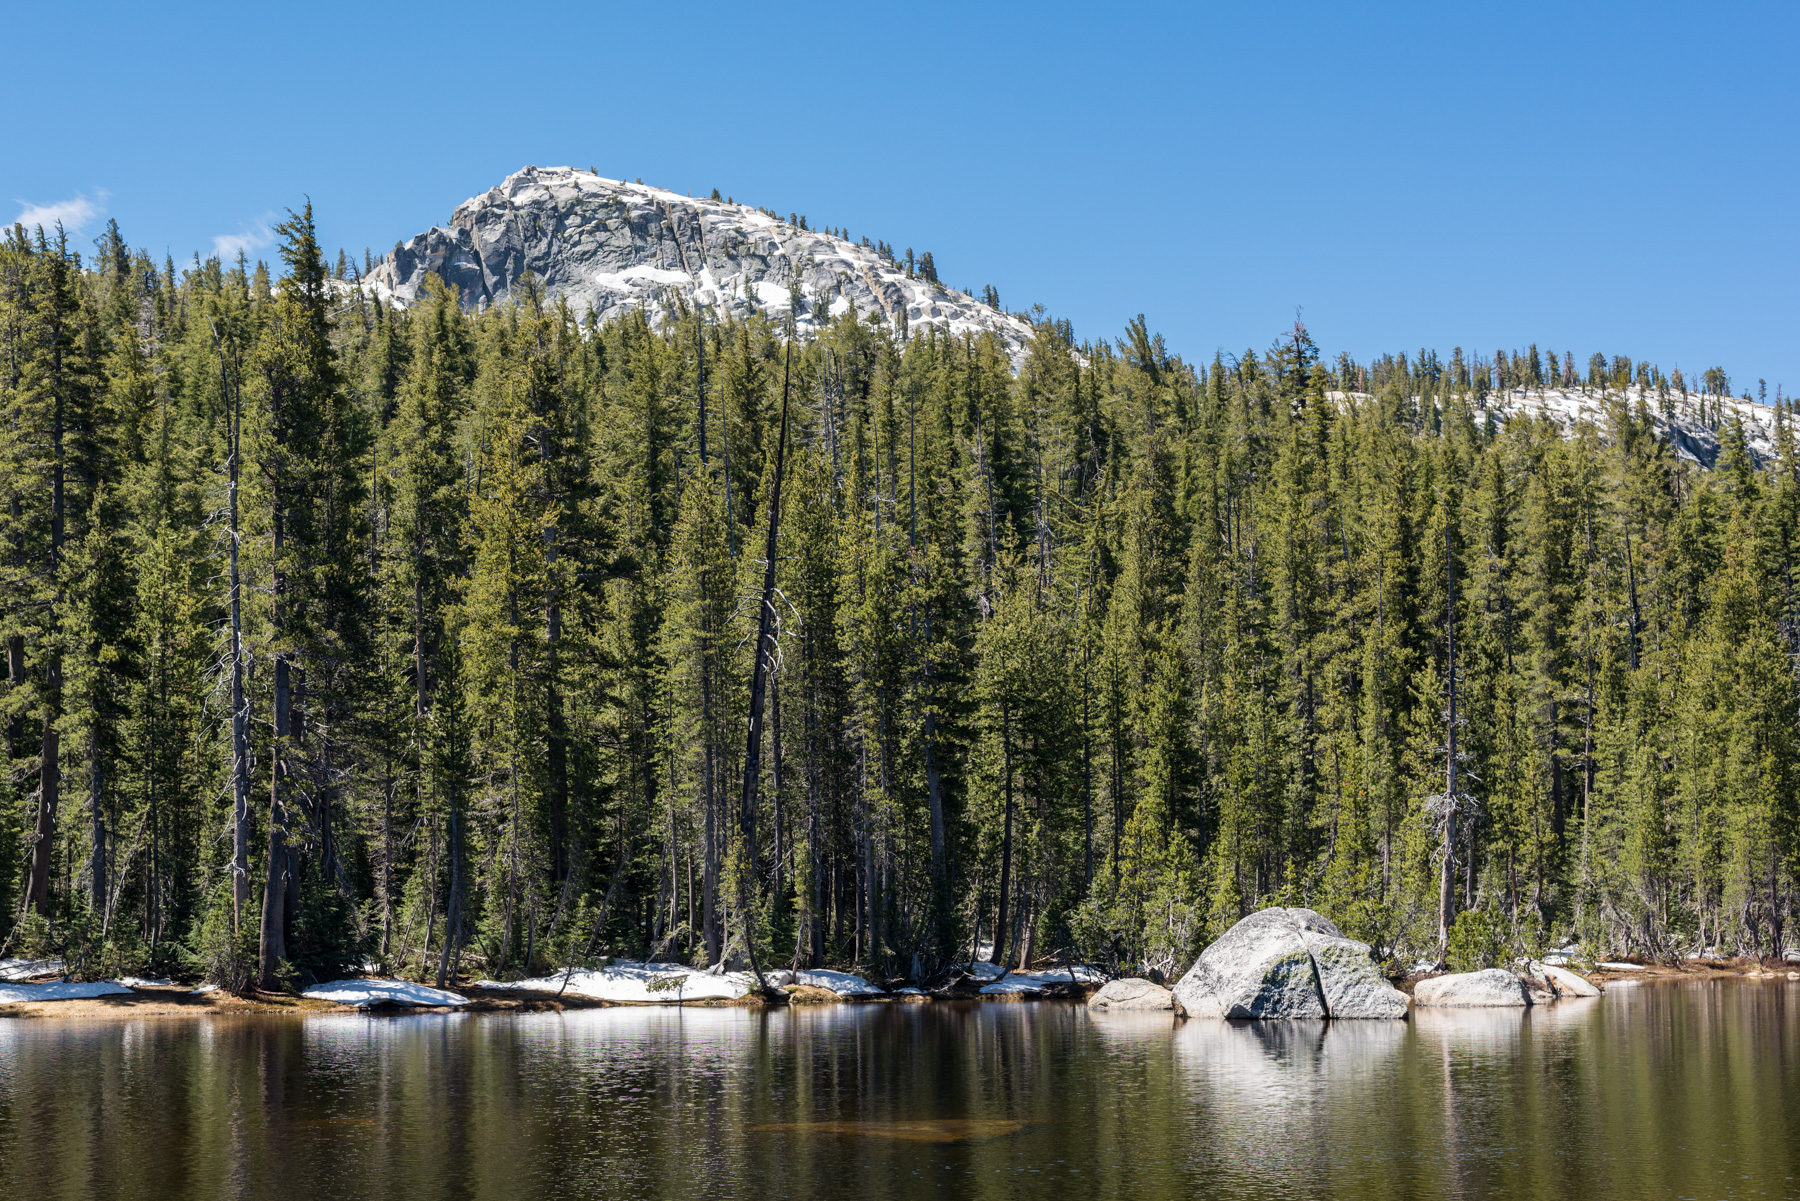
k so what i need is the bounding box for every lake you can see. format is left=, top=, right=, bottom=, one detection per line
left=1, top=979, right=1795, bottom=1199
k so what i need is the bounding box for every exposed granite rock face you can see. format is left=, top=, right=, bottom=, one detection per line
left=1413, top=968, right=1533, bottom=1007
left=1300, top=924, right=1412, bottom=1019
left=363, top=166, right=1037, bottom=365
left=1087, top=978, right=1175, bottom=1012
left=1175, top=909, right=1325, bottom=1019
left=1173, top=907, right=1407, bottom=1020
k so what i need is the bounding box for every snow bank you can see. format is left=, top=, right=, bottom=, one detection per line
left=1013, top=965, right=1106, bottom=984
left=118, top=976, right=173, bottom=988
left=0, top=980, right=133, bottom=1003
left=476, top=961, right=754, bottom=1003
left=1596, top=962, right=1645, bottom=971
left=977, top=966, right=1104, bottom=994
left=301, top=979, right=469, bottom=1008
left=795, top=969, right=883, bottom=997
left=0, top=958, right=65, bottom=981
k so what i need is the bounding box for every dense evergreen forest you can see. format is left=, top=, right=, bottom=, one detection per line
left=3, top=207, right=1797, bottom=993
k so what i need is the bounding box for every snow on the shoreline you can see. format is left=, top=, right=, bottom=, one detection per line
left=0, top=980, right=133, bottom=1003
left=0, top=958, right=65, bottom=981
left=978, top=966, right=1105, bottom=995
left=1018, top=966, right=1106, bottom=984
left=302, top=979, right=470, bottom=1008
left=1596, top=962, right=1646, bottom=971
left=476, top=961, right=754, bottom=1003
left=795, top=969, right=884, bottom=997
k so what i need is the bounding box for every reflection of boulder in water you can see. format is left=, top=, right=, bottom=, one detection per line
left=1173, top=1015, right=1404, bottom=1090
left=1085, top=1009, right=1185, bottom=1046
left=1172, top=1014, right=1405, bottom=1178
left=1412, top=990, right=1599, bottom=1053
left=1410, top=1004, right=1528, bottom=1055
left=1173, top=908, right=1408, bottom=1019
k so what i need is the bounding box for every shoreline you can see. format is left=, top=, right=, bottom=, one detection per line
left=3, top=957, right=1793, bottom=1022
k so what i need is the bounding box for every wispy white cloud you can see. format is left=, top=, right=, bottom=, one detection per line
left=212, top=214, right=278, bottom=261
left=12, top=189, right=108, bottom=235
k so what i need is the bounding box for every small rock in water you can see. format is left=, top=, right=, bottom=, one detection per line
left=1413, top=968, right=1532, bottom=1007
left=1087, top=978, right=1175, bottom=1012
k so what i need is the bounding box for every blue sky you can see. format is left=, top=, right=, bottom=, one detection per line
left=7, top=1, right=1795, bottom=394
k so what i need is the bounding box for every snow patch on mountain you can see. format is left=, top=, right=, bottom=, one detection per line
left=1331, top=385, right=1782, bottom=470
left=362, top=165, right=1037, bottom=365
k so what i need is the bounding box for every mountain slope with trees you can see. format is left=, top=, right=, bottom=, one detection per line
left=2, top=199, right=1795, bottom=991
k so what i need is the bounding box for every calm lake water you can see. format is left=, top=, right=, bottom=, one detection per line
left=1, top=979, right=1795, bottom=1199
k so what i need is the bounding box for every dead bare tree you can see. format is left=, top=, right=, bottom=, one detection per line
left=736, top=338, right=792, bottom=992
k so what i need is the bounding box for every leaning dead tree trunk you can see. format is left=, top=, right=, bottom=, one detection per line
left=737, top=339, right=792, bottom=991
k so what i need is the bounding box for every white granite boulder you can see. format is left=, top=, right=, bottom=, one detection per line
left=1087, top=977, right=1175, bottom=1012
left=1173, top=907, right=1408, bottom=1020
left=1413, top=968, right=1532, bottom=1007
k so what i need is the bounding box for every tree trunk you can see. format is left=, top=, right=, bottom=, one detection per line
left=772, top=676, right=785, bottom=900
left=1437, top=521, right=1459, bottom=961
left=736, top=341, right=793, bottom=988
left=221, top=334, right=252, bottom=928
left=27, top=364, right=66, bottom=918
left=703, top=738, right=720, bottom=964
left=380, top=773, right=394, bottom=958
left=259, top=453, right=290, bottom=991
left=991, top=701, right=1015, bottom=966
left=28, top=721, right=57, bottom=914
left=258, top=653, right=290, bottom=991
left=436, top=793, right=463, bottom=989
left=88, top=731, right=105, bottom=925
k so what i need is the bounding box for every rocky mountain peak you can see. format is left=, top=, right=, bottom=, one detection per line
left=362, top=165, right=1036, bottom=363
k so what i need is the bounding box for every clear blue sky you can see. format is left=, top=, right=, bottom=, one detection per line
left=8, top=1, right=1796, bottom=395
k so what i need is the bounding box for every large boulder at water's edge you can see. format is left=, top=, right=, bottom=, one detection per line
left=1413, top=968, right=1532, bottom=1007
left=1087, top=978, right=1175, bottom=1012
left=1523, top=961, right=1601, bottom=998
left=1173, top=907, right=1408, bottom=1020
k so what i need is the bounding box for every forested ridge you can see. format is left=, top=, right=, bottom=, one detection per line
left=3, top=205, right=1796, bottom=993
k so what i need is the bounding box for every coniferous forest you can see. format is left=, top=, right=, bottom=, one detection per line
left=4, top=206, right=1797, bottom=993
